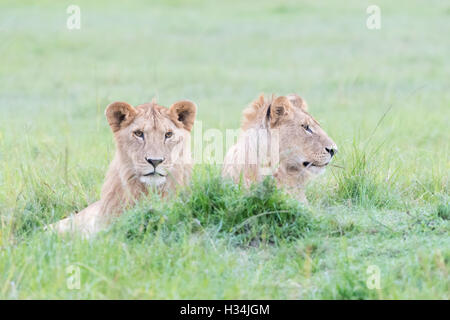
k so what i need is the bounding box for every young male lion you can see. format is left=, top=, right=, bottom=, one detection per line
left=49, top=99, right=197, bottom=236
left=222, top=94, right=337, bottom=203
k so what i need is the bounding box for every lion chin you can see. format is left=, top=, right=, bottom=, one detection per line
left=139, top=174, right=167, bottom=187
left=222, top=93, right=337, bottom=203
left=47, top=99, right=196, bottom=237
left=303, top=161, right=329, bottom=175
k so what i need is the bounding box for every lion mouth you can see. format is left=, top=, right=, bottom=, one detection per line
left=303, top=161, right=329, bottom=168
left=143, top=172, right=166, bottom=177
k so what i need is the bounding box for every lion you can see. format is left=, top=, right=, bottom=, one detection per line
left=48, top=99, right=197, bottom=236
left=222, top=94, right=337, bottom=202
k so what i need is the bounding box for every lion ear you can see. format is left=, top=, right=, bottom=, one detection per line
left=169, top=100, right=197, bottom=131
left=269, top=96, right=292, bottom=127
left=287, top=94, right=308, bottom=111
left=105, top=101, right=136, bottom=132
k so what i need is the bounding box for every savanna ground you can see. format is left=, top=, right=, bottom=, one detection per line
left=0, top=0, right=449, bottom=299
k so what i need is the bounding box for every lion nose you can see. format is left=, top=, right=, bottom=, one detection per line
left=146, top=157, right=164, bottom=168
left=325, top=147, right=337, bottom=157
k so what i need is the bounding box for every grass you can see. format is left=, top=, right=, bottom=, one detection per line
left=111, top=173, right=312, bottom=246
left=0, top=0, right=449, bottom=299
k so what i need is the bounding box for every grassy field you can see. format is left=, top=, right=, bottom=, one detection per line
left=0, top=0, right=449, bottom=299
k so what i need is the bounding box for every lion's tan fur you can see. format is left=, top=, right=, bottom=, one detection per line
left=49, top=99, right=196, bottom=236
left=222, top=94, right=337, bottom=202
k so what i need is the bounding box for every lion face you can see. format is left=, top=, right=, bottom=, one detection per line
left=105, top=100, right=196, bottom=188
left=269, top=94, right=337, bottom=177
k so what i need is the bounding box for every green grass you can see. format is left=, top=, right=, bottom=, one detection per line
left=111, top=173, right=312, bottom=246
left=0, top=0, right=449, bottom=299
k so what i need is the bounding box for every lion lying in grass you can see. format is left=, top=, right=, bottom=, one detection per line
left=222, top=94, right=337, bottom=203
left=48, top=99, right=197, bottom=236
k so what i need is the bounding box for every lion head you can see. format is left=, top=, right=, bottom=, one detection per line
left=223, top=93, right=337, bottom=201
left=267, top=94, right=337, bottom=177
left=105, top=99, right=197, bottom=191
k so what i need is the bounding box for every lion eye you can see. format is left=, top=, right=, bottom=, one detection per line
left=165, top=131, right=173, bottom=139
left=134, top=130, right=144, bottom=138
left=302, top=124, right=313, bottom=134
